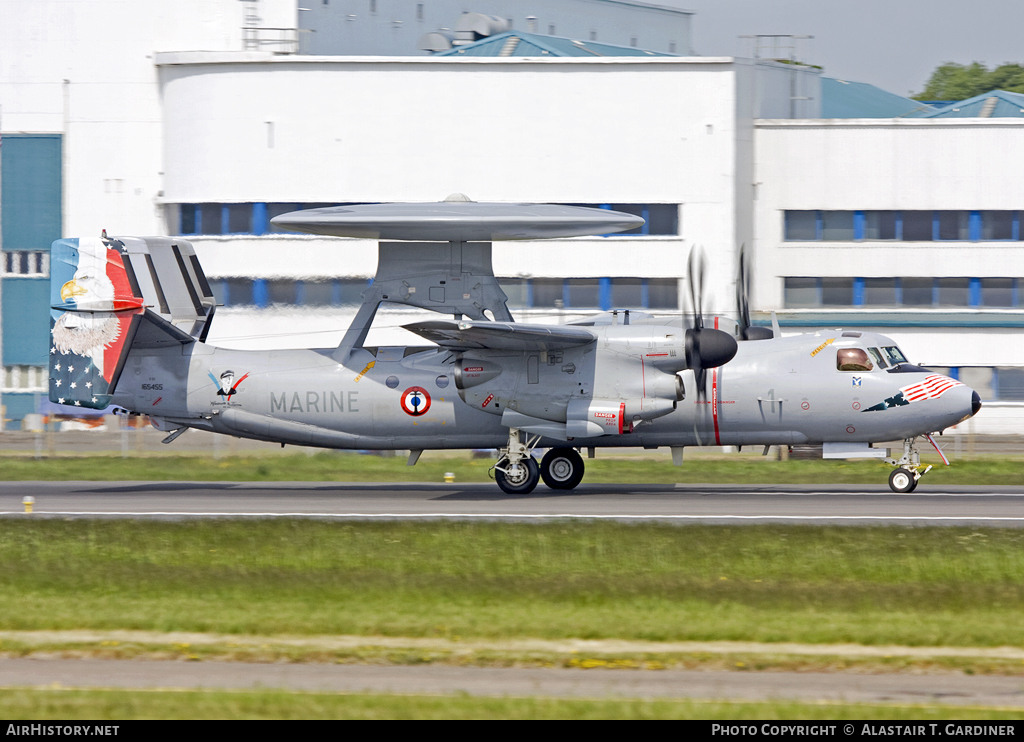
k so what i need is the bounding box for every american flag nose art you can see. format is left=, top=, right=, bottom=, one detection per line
left=900, top=375, right=963, bottom=402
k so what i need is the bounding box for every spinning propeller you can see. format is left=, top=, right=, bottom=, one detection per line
left=683, top=246, right=738, bottom=407
left=735, top=244, right=774, bottom=342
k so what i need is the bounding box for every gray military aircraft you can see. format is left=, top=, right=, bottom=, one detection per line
left=48, top=198, right=981, bottom=494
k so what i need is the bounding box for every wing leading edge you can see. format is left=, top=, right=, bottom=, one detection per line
left=404, top=320, right=595, bottom=351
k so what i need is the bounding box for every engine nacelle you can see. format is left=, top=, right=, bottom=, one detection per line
left=566, top=396, right=677, bottom=437
left=454, top=359, right=503, bottom=390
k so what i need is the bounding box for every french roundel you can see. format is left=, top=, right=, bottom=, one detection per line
left=400, top=386, right=431, bottom=416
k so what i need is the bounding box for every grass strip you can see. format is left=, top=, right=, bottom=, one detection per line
left=3, top=640, right=1024, bottom=676
left=1, top=688, right=1022, bottom=720
left=0, top=451, right=1023, bottom=484
left=1, top=520, right=1023, bottom=647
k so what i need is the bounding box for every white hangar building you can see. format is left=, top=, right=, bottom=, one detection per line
left=1, top=0, right=1022, bottom=434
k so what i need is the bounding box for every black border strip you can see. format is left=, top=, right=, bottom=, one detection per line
left=144, top=254, right=170, bottom=315
left=189, top=253, right=214, bottom=298
left=172, top=244, right=204, bottom=314
left=121, top=254, right=143, bottom=300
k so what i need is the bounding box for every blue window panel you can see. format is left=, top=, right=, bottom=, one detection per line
left=253, top=203, right=268, bottom=235
left=252, top=279, right=269, bottom=308
left=640, top=205, right=650, bottom=236
left=3, top=278, right=50, bottom=365
left=194, top=206, right=202, bottom=235
left=852, top=278, right=865, bottom=306
left=1016, top=213, right=1022, bottom=242
left=525, top=279, right=533, bottom=308
left=295, top=280, right=306, bottom=306
left=932, top=280, right=940, bottom=307
left=932, top=212, right=939, bottom=242
left=853, top=211, right=865, bottom=241
left=180, top=205, right=197, bottom=235
left=640, top=280, right=650, bottom=309
left=3, top=393, right=42, bottom=430
left=968, top=278, right=982, bottom=307
left=969, top=211, right=981, bottom=242
left=332, top=280, right=342, bottom=306
left=220, top=206, right=230, bottom=235
left=1, top=134, right=62, bottom=251
left=948, top=367, right=960, bottom=381
left=894, top=278, right=903, bottom=305
left=561, top=280, right=571, bottom=308
left=599, top=277, right=612, bottom=311
left=992, top=366, right=1000, bottom=400
left=1013, top=278, right=1020, bottom=308
left=895, top=212, right=903, bottom=241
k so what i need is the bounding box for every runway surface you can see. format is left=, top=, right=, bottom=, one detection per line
left=1, top=658, right=1022, bottom=706
left=1, top=481, right=1023, bottom=524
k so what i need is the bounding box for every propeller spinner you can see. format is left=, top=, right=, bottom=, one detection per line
left=684, top=246, right=738, bottom=405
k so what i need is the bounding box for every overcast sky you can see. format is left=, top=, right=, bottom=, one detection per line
left=659, top=0, right=1024, bottom=97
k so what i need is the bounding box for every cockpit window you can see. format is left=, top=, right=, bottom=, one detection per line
left=867, top=347, right=888, bottom=369
left=837, top=348, right=873, bottom=372
left=881, top=346, right=908, bottom=366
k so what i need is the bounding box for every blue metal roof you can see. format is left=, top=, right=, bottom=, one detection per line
left=915, top=89, right=1024, bottom=118
left=821, top=77, right=934, bottom=118
left=435, top=31, right=676, bottom=58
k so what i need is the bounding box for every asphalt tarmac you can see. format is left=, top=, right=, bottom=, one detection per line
left=1, top=481, right=1023, bottom=525
left=2, top=658, right=1023, bottom=707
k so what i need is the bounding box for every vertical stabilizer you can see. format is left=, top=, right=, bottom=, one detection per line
left=49, top=238, right=145, bottom=409
left=49, top=236, right=215, bottom=409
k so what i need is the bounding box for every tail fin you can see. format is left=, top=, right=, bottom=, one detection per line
left=49, top=236, right=215, bottom=409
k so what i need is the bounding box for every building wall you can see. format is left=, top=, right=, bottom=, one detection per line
left=300, top=0, right=693, bottom=56
left=753, top=119, right=1024, bottom=385
left=0, top=0, right=295, bottom=238
left=158, top=54, right=763, bottom=316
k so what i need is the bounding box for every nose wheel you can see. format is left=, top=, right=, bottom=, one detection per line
left=885, top=437, right=932, bottom=493
left=540, top=447, right=585, bottom=490
left=888, top=467, right=918, bottom=493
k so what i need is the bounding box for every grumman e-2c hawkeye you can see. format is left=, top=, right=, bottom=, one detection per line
left=48, top=198, right=981, bottom=494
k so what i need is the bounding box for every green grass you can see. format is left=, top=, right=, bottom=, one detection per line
left=1, top=689, right=1021, bottom=720
left=0, top=450, right=1022, bottom=484
left=1, top=520, right=1023, bottom=647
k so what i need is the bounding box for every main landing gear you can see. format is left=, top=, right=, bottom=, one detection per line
left=493, top=427, right=542, bottom=494
left=493, top=430, right=587, bottom=494
left=540, top=447, right=585, bottom=490
left=885, top=437, right=934, bottom=493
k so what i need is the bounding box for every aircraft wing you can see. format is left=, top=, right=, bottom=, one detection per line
left=404, top=320, right=596, bottom=351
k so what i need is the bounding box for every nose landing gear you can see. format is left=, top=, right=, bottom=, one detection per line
left=885, top=437, right=933, bottom=493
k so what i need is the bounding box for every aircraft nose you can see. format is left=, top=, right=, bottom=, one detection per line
left=971, top=390, right=982, bottom=417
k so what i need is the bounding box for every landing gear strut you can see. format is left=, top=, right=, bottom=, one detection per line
left=493, top=427, right=541, bottom=494
left=885, top=437, right=933, bottom=493
left=540, top=447, right=585, bottom=490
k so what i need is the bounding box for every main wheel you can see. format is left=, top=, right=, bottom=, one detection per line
left=888, top=467, right=917, bottom=493
left=541, top=447, right=585, bottom=490
left=495, top=456, right=540, bottom=495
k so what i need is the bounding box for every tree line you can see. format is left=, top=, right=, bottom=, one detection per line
left=914, top=62, right=1024, bottom=101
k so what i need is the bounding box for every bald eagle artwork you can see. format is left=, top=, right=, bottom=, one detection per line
left=49, top=237, right=142, bottom=408
left=52, top=311, right=121, bottom=357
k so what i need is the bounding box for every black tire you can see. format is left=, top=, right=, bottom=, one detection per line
left=888, top=467, right=917, bottom=493
left=541, top=447, right=585, bottom=490
left=495, top=456, right=540, bottom=495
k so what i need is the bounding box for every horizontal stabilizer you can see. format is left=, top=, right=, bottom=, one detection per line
left=404, top=320, right=595, bottom=351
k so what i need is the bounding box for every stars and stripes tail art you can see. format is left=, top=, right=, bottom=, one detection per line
left=49, top=237, right=144, bottom=410
left=900, top=375, right=963, bottom=402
